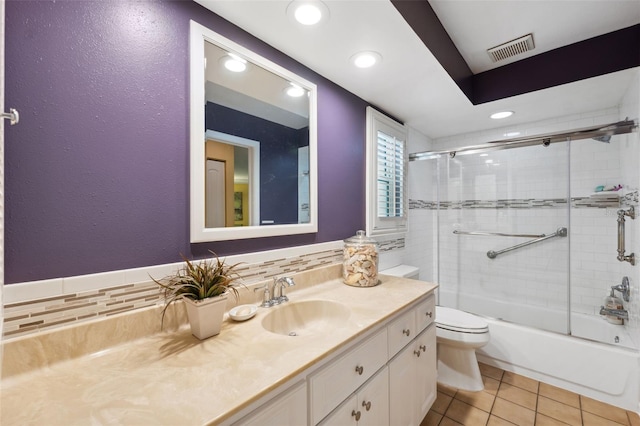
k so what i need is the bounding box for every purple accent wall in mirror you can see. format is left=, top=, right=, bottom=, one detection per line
left=4, top=0, right=367, bottom=283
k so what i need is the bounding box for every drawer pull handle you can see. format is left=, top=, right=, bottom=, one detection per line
left=420, top=345, right=427, bottom=352
left=402, top=328, right=411, bottom=337
left=355, top=365, right=364, bottom=375
left=414, top=349, right=421, bottom=357
left=352, top=410, right=361, bottom=421
left=362, top=400, right=372, bottom=411
left=426, top=311, right=433, bottom=318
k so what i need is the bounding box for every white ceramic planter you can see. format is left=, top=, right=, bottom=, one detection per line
left=183, top=294, right=228, bottom=339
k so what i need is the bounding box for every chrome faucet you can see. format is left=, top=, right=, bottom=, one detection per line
left=253, top=276, right=296, bottom=307
left=272, top=276, right=296, bottom=304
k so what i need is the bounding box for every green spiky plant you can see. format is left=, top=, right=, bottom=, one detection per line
left=152, top=251, right=244, bottom=325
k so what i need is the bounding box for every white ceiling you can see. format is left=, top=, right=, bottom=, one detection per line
left=195, top=0, right=639, bottom=140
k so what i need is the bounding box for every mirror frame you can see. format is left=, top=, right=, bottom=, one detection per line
left=189, top=20, right=318, bottom=242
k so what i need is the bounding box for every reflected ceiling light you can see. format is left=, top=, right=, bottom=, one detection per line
left=223, top=54, right=247, bottom=72
left=490, top=111, right=514, bottom=119
left=286, top=83, right=305, bottom=97
left=504, top=131, right=521, bottom=137
left=287, top=1, right=329, bottom=26
left=351, top=51, right=382, bottom=68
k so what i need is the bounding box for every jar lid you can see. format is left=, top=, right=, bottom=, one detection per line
left=344, top=230, right=378, bottom=246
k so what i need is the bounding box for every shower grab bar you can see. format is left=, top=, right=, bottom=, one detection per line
left=617, top=207, right=635, bottom=265
left=453, top=230, right=545, bottom=238
left=486, top=227, right=568, bottom=259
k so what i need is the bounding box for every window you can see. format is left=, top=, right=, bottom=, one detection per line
left=366, top=107, right=407, bottom=237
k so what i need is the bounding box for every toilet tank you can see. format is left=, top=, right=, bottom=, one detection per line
left=380, top=264, right=420, bottom=280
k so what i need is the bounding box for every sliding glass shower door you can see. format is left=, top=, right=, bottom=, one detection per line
left=436, top=142, right=571, bottom=334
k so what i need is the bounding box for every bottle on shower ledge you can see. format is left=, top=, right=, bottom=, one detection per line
left=604, top=290, right=624, bottom=325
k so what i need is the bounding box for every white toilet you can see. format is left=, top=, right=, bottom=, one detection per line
left=381, top=265, right=490, bottom=392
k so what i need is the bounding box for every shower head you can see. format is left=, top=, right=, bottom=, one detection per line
left=592, top=135, right=611, bottom=143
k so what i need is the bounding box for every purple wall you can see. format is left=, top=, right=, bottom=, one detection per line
left=5, top=0, right=367, bottom=284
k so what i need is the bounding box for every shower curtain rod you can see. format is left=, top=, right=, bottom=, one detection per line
left=409, top=119, right=637, bottom=161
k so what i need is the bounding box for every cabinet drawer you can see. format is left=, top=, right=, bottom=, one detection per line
left=234, top=381, right=307, bottom=426
left=310, top=328, right=388, bottom=425
left=415, top=295, right=435, bottom=333
left=387, top=308, right=415, bottom=358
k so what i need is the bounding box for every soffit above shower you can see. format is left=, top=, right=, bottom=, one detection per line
left=428, top=0, right=640, bottom=74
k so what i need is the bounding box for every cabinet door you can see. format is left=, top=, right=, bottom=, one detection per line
left=320, top=394, right=358, bottom=426
left=236, top=381, right=307, bottom=426
left=359, top=366, right=389, bottom=426
left=389, top=326, right=437, bottom=426
left=415, top=326, right=437, bottom=421
left=388, top=343, right=417, bottom=426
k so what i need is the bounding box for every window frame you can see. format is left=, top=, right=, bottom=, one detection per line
left=365, top=107, right=408, bottom=237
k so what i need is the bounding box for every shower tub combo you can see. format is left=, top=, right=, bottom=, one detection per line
left=409, top=118, right=640, bottom=412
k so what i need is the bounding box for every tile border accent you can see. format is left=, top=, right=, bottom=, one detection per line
left=409, top=190, right=639, bottom=210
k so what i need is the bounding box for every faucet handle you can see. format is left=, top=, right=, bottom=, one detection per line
left=253, top=284, right=273, bottom=308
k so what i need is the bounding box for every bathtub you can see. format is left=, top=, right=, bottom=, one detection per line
left=439, top=291, right=640, bottom=412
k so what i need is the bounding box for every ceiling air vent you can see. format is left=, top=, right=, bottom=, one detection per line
left=487, top=33, right=535, bottom=63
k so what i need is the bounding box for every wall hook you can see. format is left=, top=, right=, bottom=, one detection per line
left=1, top=108, right=19, bottom=125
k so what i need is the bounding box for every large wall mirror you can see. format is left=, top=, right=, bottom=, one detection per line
left=190, top=20, right=318, bottom=242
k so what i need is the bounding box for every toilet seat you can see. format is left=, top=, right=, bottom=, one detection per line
left=436, top=306, right=489, bottom=334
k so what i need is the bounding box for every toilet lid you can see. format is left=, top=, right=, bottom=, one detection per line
left=436, top=306, right=489, bottom=333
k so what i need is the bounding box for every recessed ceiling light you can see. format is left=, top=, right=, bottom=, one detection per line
left=223, top=54, right=247, bottom=73
left=351, top=51, right=382, bottom=69
left=490, top=111, right=514, bottom=120
left=286, top=83, right=305, bottom=97
left=287, top=1, right=329, bottom=26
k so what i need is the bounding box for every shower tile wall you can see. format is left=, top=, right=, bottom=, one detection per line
left=406, top=71, right=640, bottom=346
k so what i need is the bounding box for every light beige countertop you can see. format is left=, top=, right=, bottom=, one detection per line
left=0, top=270, right=437, bottom=425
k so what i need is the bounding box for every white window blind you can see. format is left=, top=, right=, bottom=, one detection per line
left=377, top=131, right=405, bottom=218
left=366, top=107, right=407, bottom=237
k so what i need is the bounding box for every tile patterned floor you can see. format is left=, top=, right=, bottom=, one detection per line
left=422, top=363, right=640, bottom=426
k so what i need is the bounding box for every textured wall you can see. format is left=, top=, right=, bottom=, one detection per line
left=4, top=0, right=367, bottom=283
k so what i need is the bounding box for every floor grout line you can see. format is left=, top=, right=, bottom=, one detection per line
left=424, top=363, right=637, bottom=426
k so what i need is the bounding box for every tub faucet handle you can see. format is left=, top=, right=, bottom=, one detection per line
left=611, top=276, right=631, bottom=302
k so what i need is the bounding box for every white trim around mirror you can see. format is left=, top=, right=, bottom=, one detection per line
left=190, top=20, right=318, bottom=242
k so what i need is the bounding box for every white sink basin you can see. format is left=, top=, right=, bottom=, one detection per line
left=261, top=300, right=351, bottom=336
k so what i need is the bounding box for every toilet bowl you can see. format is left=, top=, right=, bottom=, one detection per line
left=380, top=265, right=490, bottom=392
left=435, top=306, right=490, bottom=391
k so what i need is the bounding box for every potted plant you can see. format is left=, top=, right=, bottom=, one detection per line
left=153, top=251, right=244, bottom=340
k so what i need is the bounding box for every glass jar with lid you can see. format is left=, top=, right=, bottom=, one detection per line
left=343, top=230, right=380, bottom=287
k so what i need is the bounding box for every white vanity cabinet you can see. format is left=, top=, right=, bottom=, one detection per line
left=232, top=292, right=436, bottom=426
left=319, top=366, right=389, bottom=426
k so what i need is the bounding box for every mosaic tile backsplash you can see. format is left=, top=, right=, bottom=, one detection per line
left=3, top=238, right=406, bottom=339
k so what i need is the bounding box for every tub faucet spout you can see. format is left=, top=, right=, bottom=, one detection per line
left=599, top=305, right=629, bottom=320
